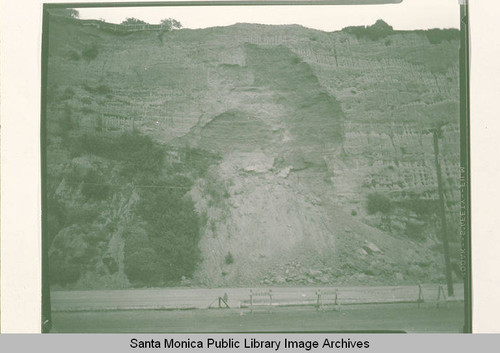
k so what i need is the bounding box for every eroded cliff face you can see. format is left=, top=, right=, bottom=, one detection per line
left=178, top=33, right=458, bottom=286
left=46, top=17, right=460, bottom=288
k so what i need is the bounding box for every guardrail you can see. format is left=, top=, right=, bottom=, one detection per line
left=238, top=284, right=462, bottom=313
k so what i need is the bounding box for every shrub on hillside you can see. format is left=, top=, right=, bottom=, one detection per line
left=225, top=252, right=234, bottom=265
left=366, top=192, right=393, bottom=214
left=82, top=44, right=99, bottom=61
left=343, top=19, right=393, bottom=41
left=82, top=83, right=93, bottom=93
left=68, top=49, right=81, bottom=61
left=71, top=132, right=166, bottom=178
left=95, top=84, right=112, bottom=95
left=121, top=17, right=148, bottom=25
left=405, top=220, right=426, bottom=242
left=399, top=198, right=438, bottom=217
left=124, top=230, right=162, bottom=285
left=49, top=257, right=81, bottom=285
left=80, top=106, right=94, bottom=114
left=368, top=20, right=393, bottom=40
left=124, top=248, right=159, bottom=285
left=423, top=28, right=460, bottom=44
left=291, top=56, right=302, bottom=65
left=49, top=225, right=95, bottom=286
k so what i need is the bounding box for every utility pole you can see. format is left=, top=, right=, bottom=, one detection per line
left=432, top=127, right=454, bottom=296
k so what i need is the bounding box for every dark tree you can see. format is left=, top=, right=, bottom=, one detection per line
left=160, top=18, right=182, bottom=31
left=158, top=18, right=182, bottom=43
left=121, top=17, right=148, bottom=25
left=367, top=19, right=393, bottom=40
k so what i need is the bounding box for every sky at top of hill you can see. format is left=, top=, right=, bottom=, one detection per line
left=75, top=0, right=459, bottom=32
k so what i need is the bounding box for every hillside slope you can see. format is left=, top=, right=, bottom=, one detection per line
left=46, top=16, right=461, bottom=288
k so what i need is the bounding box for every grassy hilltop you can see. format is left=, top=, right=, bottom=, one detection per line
left=45, top=15, right=461, bottom=289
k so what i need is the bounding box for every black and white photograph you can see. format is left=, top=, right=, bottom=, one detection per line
left=4, top=0, right=478, bottom=334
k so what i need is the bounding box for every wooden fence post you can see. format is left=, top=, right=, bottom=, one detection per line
left=436, top=285, right=448, bottom=309
left=268, top=289, right=273, bottom=313
left=334, top=288, right=341, bottom=311
left=417, top=283, right=424, bottom=309
left=249, top=289, right=253, bottom=314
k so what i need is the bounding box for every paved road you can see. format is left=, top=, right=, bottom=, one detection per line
left=51, top=283, right=464, bottom=312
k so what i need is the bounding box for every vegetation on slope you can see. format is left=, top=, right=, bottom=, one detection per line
left=47, top=111, right=219, bottom=287
left=342, top=20, right=459, bottom=45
